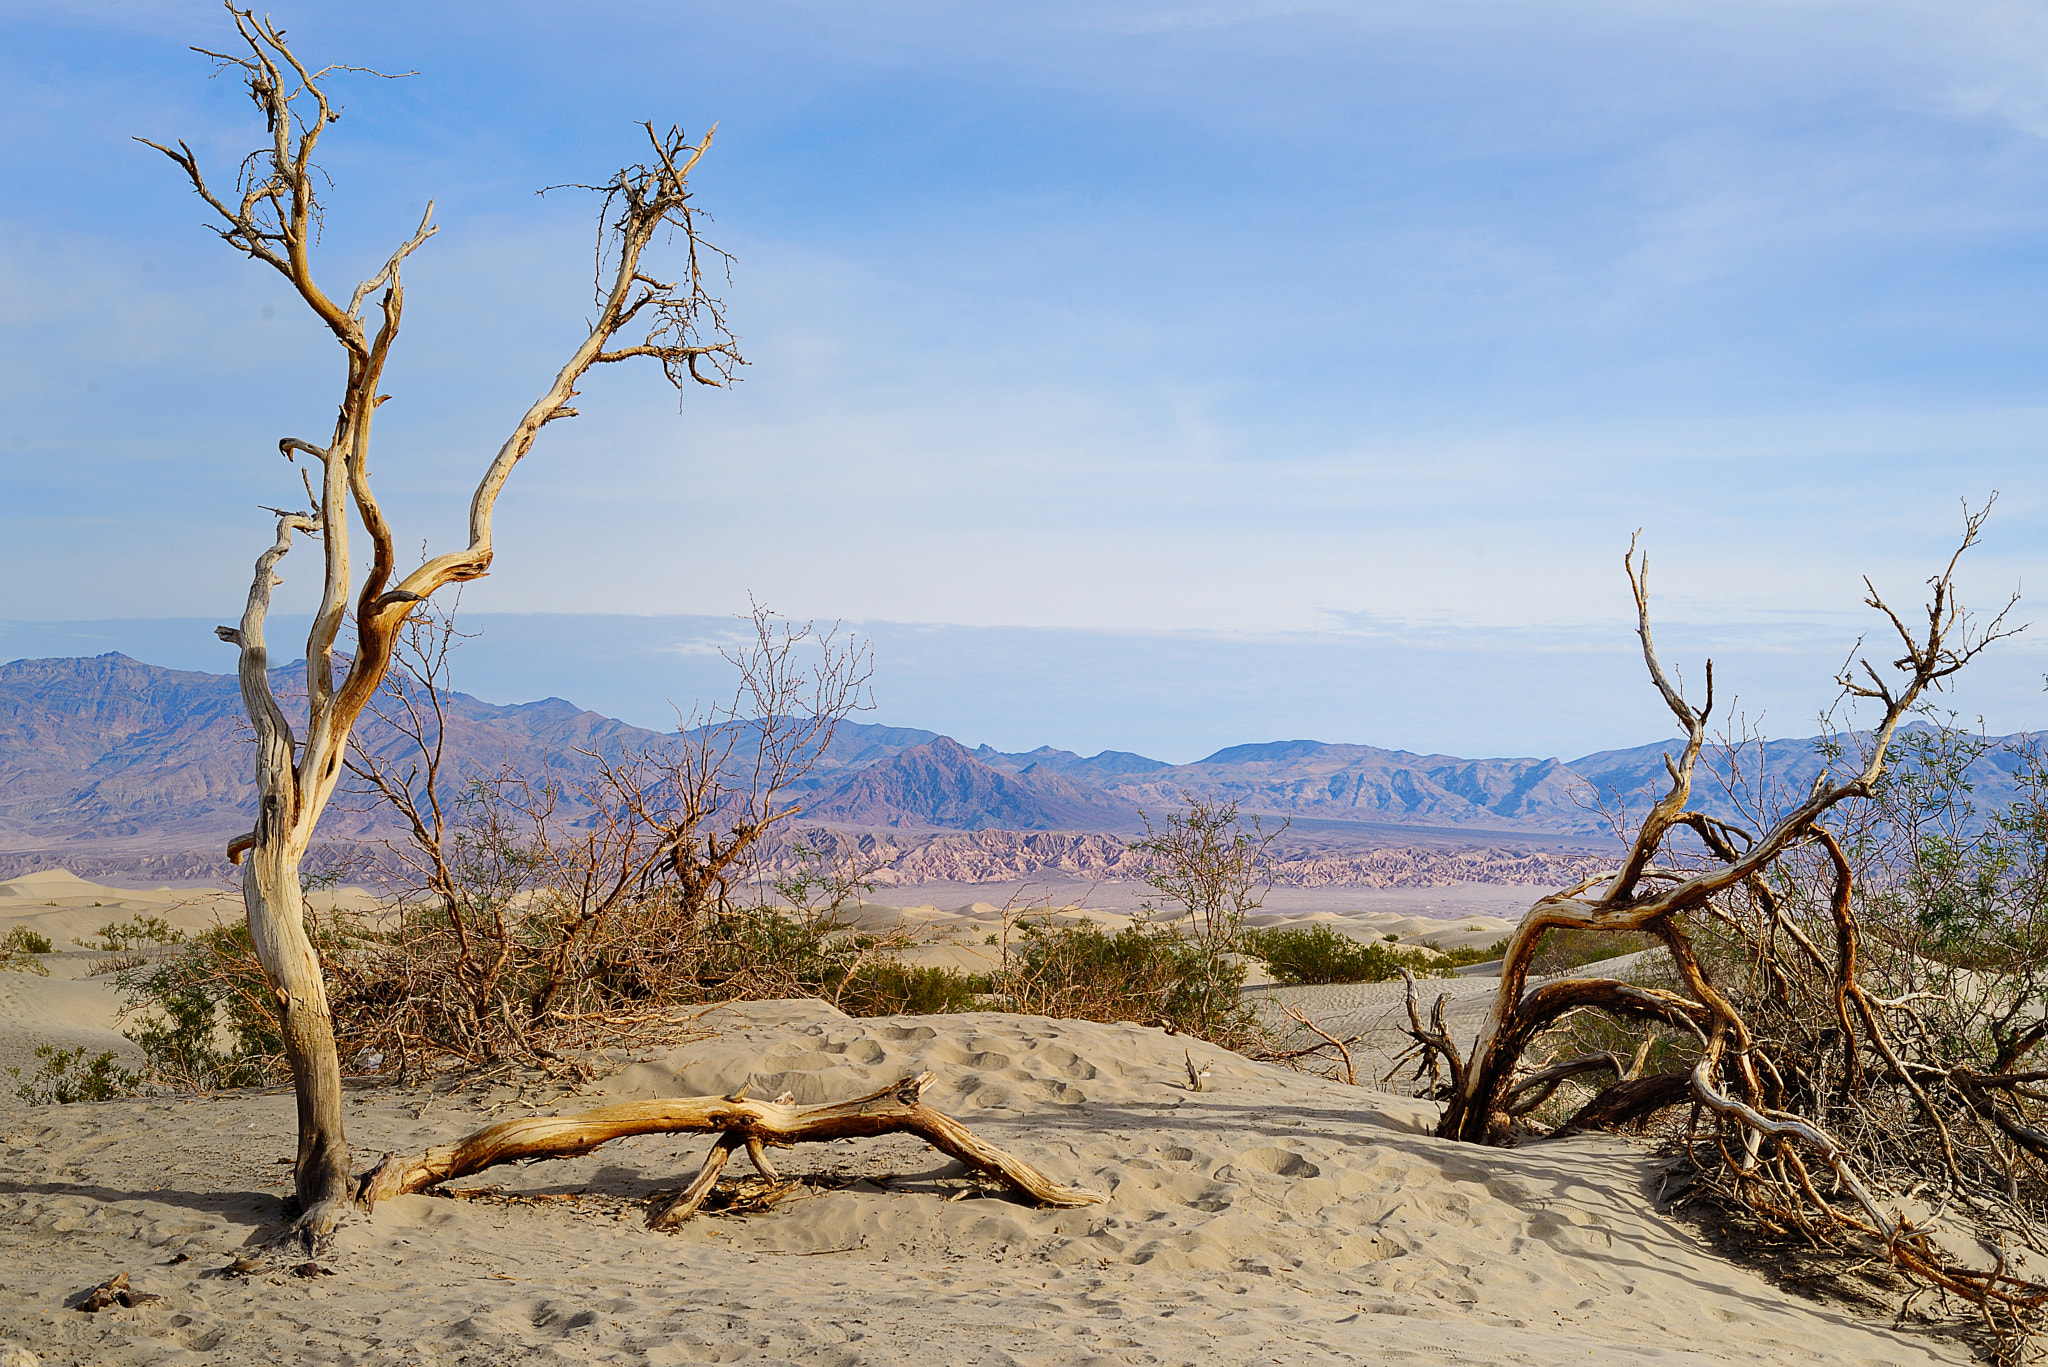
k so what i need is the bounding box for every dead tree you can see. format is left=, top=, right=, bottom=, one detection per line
left=611, top=600, right=873, bottom=926
left=143, top=5, right=740, bottom=1248
left=1400, top=505, right=2048, bottom=1337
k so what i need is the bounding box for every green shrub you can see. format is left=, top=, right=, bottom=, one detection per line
left=103, top=888, right=976, bottom=1083
left=76, top=914, right=186, bottom=953
left=8, top=1045, right=141, bottom=1104
left=1424, top=937, right=1512, bottom=968
left=625, top=904, right=917, bottom=1008
left=1525, top=927, right=1651, bottom=976
left=1, top=926, right=53, bottom=975
left=113, top=921, right=283, bottom=1090
left=4, top=926, right=53, bottom=955
left=1247, top=924, right=1456, bottom=985
left=838, top=963, right=987, bottom=1016
left=1001, top=919, right=1255, bottom=1043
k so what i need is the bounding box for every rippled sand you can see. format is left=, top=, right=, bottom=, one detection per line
left=1, top=983, right=1973, bottom=1366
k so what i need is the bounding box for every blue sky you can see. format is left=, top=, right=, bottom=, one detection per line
left=3, top=2, right=2045, bottom=761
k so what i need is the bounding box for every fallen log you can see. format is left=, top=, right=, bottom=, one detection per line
left=353, top=1072, right=1104, bottom=1227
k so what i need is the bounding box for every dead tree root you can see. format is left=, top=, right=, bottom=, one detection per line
left=351, top=1072, right=1104, bottom=1228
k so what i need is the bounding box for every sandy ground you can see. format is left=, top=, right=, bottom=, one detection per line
left=0, top=870, right=374, bottom=1082
left=0, top=874, right=1979, bottom=1367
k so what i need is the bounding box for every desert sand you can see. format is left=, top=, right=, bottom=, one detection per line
left=0, top=870, right=376, bottom=1082
left=0, top=872, right=1976, bottom=1366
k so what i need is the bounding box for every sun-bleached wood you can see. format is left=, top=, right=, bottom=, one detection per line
left=1431, top=512, right=2015, bottom=1146
left=352, top=1073, right=1105, bottom=1226
left=143, top=4, right=738, bottom=1250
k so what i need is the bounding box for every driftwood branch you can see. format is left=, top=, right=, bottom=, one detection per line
left=354, top=1073, right=1104, bottom=1226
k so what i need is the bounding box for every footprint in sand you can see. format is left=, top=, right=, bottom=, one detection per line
left=1231, top=1146, right=1321, bottom=1179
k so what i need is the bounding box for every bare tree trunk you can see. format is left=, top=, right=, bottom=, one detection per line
left=145, top=6, right=742, bottom=1251
left=220, top=508, right=356, bottom=1235
left=243, top=847, right=350, bottom=1224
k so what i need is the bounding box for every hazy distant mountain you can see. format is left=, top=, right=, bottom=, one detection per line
left=1104, top=740, right=1602, bottom=834
left=0, top=655, right=970, bottom=848
left=773, top=824, right=1606, bottom=890
left=806, top=737, right=1145, bottom=832
left=0, top=653, right=252, bottom=846
left=972, top=743, right=1174, bottom=782
left=2, top=653, right=2036, bottom=887
left=1566, top=723, right=2033, bottom=827
left=0, top=653, right=675, bottom=850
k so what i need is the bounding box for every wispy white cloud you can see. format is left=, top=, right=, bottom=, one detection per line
left=6, top=0, right=2045, bottom=751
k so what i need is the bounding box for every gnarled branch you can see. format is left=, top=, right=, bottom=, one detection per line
left=354, top=1072, right=1105, bottom=1224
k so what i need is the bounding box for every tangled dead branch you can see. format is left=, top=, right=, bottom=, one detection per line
left=1399, top=503, right=2048, bottom=1347
left=353, top=1072, right=1104, bottom=1228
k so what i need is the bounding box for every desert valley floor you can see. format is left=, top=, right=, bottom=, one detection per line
left=0, top=872, right=1980, bottom=1366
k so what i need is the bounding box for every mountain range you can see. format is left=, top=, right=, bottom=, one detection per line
left=0, top=652, right=2035, bottom=886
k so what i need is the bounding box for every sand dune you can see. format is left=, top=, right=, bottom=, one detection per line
left=0, top=871, right=378, bottom=1081
left=0, top=874, right=1977, bottom=1365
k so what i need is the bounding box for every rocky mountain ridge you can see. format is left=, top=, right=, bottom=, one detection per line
left=2, top=652, right=2034, bottom=886
left=804, top=737, right=1147, bottom=833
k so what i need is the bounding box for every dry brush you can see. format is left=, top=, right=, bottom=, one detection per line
left=1400, top=506, right=2048, bottom=1347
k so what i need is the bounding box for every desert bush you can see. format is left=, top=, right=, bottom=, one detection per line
left=111, top=919, right=309, bottom=1091
left=118, top=877, right=972, bottom=1083
left=1131, top=796, right=1284, bottom=954
left=294, top=601, right=899, bottom=1075
left=5, top=920, right=286, bottom=1099
left=325, top=893, right=902, bottom=1076
left=1005, top=794, right=1284, bottom=1046
left=75, top=914, right=186, bottom=953
left=1248, top=924, right=1458, bottom=985
left=0, top=926, right=52, bottom=975
left=576, top=899, right=922, bottom=1014
left=1523, top=926, right=1652, bottom=976
left=1425, top=937, right=1512, bottom=968
left=8, top=1045, right=140, bottom=1104
left=997, top=918, right=1259, bottom=1045
left=838, top=962, right=988, bottom=1016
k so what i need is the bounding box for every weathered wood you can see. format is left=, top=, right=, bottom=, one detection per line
left=1434, top=521, right=2014, bottom=1145
left=647, top=1133, right=744, bottom=1228
left=145, top=8, right=739, bottom=1253
left=744, top=1136, right=781, bottom=1183
left=1386, top=520, right=2048, bottom=1344
left=355, top=1072, right=1105, bottom=1223
left=1554, top=1070, right=1694, bottom=1135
